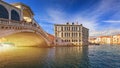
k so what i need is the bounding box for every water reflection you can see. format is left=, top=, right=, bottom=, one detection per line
left=0, top=46, right=89, bottom=68
left=0, top=47, right=49, bottom=68
left=43, top=46, right=89, bottom=68
left=89, top=45, right=120, bottom=68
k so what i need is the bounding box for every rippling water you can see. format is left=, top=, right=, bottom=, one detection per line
left=0, top=45, right=120, bottom=68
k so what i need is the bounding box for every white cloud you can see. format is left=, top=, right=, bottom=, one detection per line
left=45, top=1, right=120, bottom=35
left=80, top=0, right=115, bottom=19
left=47, top=9, right=99, bottom=32
left=103, top=20, right=120, bottom=24
left=36, top=0, right=120, bottom=36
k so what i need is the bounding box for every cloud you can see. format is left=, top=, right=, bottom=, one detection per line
left=103, top=20, right=120, bottom=24
left=79, top=0, right=114, bottom=19
left=35, top=0, right=120, bottom=36
left=5, top=0, right=120, bottom=36
left=46, top=8, right=99, bottom=32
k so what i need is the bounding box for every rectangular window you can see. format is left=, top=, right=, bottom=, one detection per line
left=61, top=27, right=63, bottom=31
left=56, top=40, right=58, bottom=42
left=55, top=26, right=57, bottom=31
left=61, top=33, right=63, bottom=37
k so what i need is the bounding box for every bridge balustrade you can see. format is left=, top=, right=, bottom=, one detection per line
left=0, top=18, right=49, bottom=41
left=0, top=18, right=9, bottom=24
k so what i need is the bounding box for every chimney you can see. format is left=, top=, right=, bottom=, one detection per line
left=80, top=24, right=82, bottom=26
left=72, top=22, right=74, bottom=25
left=66, top=22, right=69, bottom=25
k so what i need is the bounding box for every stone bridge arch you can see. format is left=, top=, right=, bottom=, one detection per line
left=0, top=1, right=52, bottom=47
left=0, top=30, right=50, bottom=47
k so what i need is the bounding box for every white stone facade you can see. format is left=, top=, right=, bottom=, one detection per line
left=54, top=23, right=89, bottom=46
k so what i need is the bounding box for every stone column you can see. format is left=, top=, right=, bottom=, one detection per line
left=8, top=9, right=11, bottom=24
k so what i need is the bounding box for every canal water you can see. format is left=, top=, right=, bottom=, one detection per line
left=0, top=45, right=120, bottom=68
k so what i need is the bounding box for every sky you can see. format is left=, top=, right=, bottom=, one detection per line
left=4, top=0, right=120, bottom=36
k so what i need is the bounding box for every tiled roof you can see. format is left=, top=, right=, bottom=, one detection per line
left=47, top=33, right=55, bottom=41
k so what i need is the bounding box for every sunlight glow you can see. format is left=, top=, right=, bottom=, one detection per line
left=0, top=43, right=14, bottom=51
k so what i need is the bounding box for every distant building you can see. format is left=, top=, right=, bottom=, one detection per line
left=112, top=34, right=120, bottom=45
left=89, top=37, right=96, bottom=44
left=54, top=22, right=89, bottom=46
left=100, top=36, right=112, bottom=44
left=89, top=36, right=112, bottom=45
left=89, top=34, right=120, bottom=45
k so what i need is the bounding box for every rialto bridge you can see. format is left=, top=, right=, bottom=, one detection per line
left=0, top=1, right=52, bottom=47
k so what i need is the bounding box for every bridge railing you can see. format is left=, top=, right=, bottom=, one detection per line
left=0, top=18, right=49, bottom=41
left=0, top=18, right=9, bottom=24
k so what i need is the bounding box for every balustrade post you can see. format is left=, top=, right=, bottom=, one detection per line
left=9, top=19, right=11, bottom=24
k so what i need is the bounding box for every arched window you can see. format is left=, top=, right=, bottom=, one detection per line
left=0, top=4, right=9, bottom=19
left=11, top=10, right=20, bottom=21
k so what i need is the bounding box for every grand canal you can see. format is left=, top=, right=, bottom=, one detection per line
left=0, top=45, right=120, bottom=68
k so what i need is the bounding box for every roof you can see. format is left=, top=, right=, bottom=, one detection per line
left=12, top=2, right=34, bottom=15
left=55, top=22, right=82, bottom=25
left=113, top=34, right=120, bottom=36
left=89, top=38, right=96, bottom=40
left=54, top=23, right=89, bottom=30
left=47, top=33, right=55, bottom=41
left=99, top=36, right=111, bottom=38
left=116, top=34, right=120, bottom=36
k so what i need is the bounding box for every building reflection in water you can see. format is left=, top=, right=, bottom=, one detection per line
left=45, top=46, right=90, bottom=68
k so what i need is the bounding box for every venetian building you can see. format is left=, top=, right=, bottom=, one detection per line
left=54, top=22, right=89, bottom=46
left=112, top=34, right=120, bottom=45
